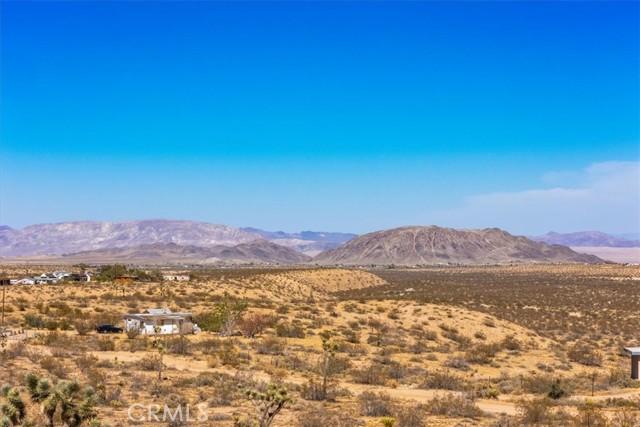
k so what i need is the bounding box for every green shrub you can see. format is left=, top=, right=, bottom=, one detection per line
left=23, top=314, right=44, bottom=329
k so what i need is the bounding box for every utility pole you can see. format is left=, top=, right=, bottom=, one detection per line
left=1, top=278, right=7, bottom=332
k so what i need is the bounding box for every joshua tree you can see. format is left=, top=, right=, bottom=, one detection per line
left=152, top=335, right=167, bottom=381
left=0, top=385, right=27, bottom=427
left=246, top=383, right=290, bottom=427
left=319, top=333, right=338, bottom=400
left=25, top=373, right=97, bottom=427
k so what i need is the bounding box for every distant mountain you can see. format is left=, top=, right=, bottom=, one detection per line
left=531, top=231, right=640, bottom=248
left=0, top=220, right=262, bottom=257
left=53, top=240, right=311, bottom=264
left=209, top=240, right=311, bottom=264
left=314, top=226, right=603, bottom=265
left=0, top=220, right=355, bottom=258
left=243, top=228, right=357, bottom=255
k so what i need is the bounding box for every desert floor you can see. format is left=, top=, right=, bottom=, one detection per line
left=1, top=264, right=639, bottom=426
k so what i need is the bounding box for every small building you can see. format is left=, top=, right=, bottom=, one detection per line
left=35, top=274, right=58, bottom=284
left=163, top=274, right=190, bottom=282
left=124, top=308, right=198, bottom=335
left=624, top=347, right=640, bottom=379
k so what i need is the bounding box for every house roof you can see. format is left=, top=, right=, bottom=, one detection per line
left=625, top=347, right=640, bottom=356
left=144, top=308, right=172, bottom=315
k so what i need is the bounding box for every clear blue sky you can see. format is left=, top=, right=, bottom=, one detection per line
left=1, top=1, right=638, bottom=235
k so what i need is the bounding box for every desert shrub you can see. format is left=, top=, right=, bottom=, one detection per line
left=238, top=312, right=277, bottom=338
left=474, top=331, right=487, bottom=340
left=567, top=344, right=603, bottom=367
left=75, top=354, right=100, bottom=372
left=297, top=404, right=361, bottom=427
left=491, top=415, right=516, bottom=427
left=466, top=343, right=501, bottom=364
left=127, top=337, right=148, bottom=352
left=351, top=363, right=389, bottom=386
left=522, top=374, right=571, bottom=398
left=39, top=355, right=69, bottom=379
left=74, top=319, right=93, bottom=336
left=610, top=408, right=640, bottom=427
left=214, top=339, right=241, bottom=367
left=606, top=367, right=640, bottom=389
left=483, top=318, right=496, bottom=328
left=342, top=329, right=360, bottom=344
left=441, top=330, right=472, bottom=348
left=2, top=341, right=28, bottom=359
left=275, top=321, right=305, bottom=338
left=167, top=335, right=191, bottom=355
left=516, top=398, right=554, bottom=426
left=501, top=335, right=522, bottom=351
left=300, top=378, right=340, bottom=402
left=396, top=404, right=426, bottom=427
left=313, top=354, right=351, bottom=377
left=23, top=313, right=44, bottom=329
left=255, top=336, right=286, bottom=355
left=337, top=341, right=368, bottom=356
left=427, top=393, right=483, bottom=418
left=573, top=401, right=608, bottom=427
left=358, top=391, right=395, bottom=416
left=97, top=337, right=116, bottom=351
left=547, top=378, right=568, bottom=400
left=474, top=383, right=500, bottom=399
left=444, top=357, right=470, bottom=371
left=137, top=354, right=163, bottom=371
left=126, top=327, right=141, bottom=340
left=421, top=369, right=465, bottom=391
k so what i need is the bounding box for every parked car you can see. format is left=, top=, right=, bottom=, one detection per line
left=95, top=324, right=123, bottom=334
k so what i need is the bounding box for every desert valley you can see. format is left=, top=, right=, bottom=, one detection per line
left=1, top=221, right=639, bottom=427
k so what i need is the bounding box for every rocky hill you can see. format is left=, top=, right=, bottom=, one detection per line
left=314, top=226, right=603, bottom=265
left=531, top=231, right=640, bottom=248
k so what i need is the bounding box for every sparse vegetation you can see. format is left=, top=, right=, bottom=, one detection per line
left=0, top=264, right=638, bottom=426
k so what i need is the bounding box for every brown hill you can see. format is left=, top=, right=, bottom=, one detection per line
left=313, top=226, right=603, bottom=265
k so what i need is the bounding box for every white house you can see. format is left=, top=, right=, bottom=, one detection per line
left=124, top=308, right=198, bottom=335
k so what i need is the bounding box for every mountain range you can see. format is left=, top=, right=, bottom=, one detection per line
left=0, top=220, right=619, bottom=265
left=56, top=240, right=311, bottom=265
left=0, top=220, right=353, bottom=258
left=531, top=231, right=640, bottom=248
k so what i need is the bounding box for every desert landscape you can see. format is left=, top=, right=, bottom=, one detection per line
left=1, top=264, right=639, bottom=426
left=2, top=1, right=638, bottom=426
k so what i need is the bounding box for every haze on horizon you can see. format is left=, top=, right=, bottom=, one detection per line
left=1, top=1, right=638, bottom=236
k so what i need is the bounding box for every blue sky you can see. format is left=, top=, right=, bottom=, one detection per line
left=1, top=1, right=638, bottom=235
